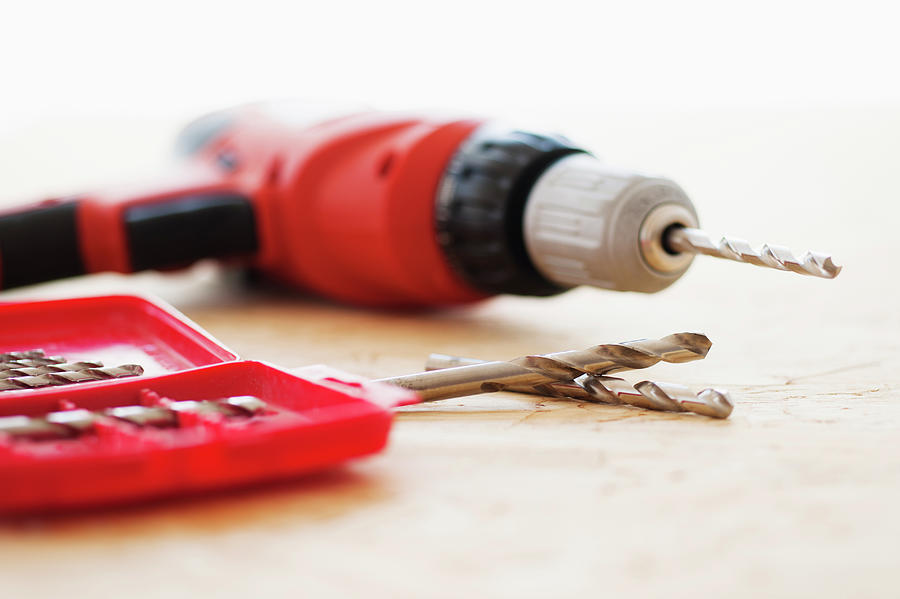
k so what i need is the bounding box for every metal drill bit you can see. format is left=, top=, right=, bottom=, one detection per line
left=0, top=396, right=267, bottom=441
left=0, top=415, right=74, bottom=441
left=425, top=354, right=733, bottom=418
left=0, top=356, right=68, bottom=370
left=666, top=227, right=841, bottom=279
left=104, top=395, right=267, bottom=427
left=0, top=350, right=49, bottom=362
left=0, top=364, right=144, bottom=391
left=0, top=362, right=104, bottom=379
left=46, top=365, right=144, bottom=383
left=378, top=333, right=710, bottom=401
left=423, top=354, right=601, bottom=400
left=46, top=409, right=98, bottom=434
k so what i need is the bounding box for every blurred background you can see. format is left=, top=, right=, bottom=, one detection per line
left=2, top=0, right=898, bottom=123
left=2, top=0, right=897, bottom=212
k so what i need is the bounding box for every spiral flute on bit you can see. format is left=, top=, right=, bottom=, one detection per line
left=582, top=377, right=733, bottom=419
left=666, top=227, right=841, bottom=279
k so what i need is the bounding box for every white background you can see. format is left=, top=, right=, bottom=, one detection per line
left=1, top=0, right=898, bottom=130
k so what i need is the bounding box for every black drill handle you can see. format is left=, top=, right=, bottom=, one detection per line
left=0, top=192, right=259, bottom=290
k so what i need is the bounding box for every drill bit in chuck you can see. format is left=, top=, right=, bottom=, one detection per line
left=379, top=333, right=710, bottom=402
left=665, top=227, right=841, bottom=279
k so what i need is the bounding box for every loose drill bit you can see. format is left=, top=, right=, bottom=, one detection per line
left=583, top=377, right=732, bottom=418
left=379, top=333, right=710, bottom=401
left=665, top=227, right=841, bottom=279
left=425, top=354, right=733, bottom=419
left=0, top=396, right=267, bottom=441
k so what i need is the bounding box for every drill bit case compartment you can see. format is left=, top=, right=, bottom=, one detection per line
left=0, top=295, right=414, bottom=515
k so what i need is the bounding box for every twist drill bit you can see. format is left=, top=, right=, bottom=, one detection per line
left=425, top=355, right=733, bottom=419
left=582, top=377, right=733, bottom=418
left=378, top=333, right=710, bottom=401
left=0, top=362, right=104, bottom=379
left=0, top=396, right=267, bottom=441
left=0, top=364, right=144, bottom=391
left=0, top=416, right=70, bottom=441
left=0, top=350, right=50, bottom=362
left=44, top=365, right=144, bottom=384
left=0, top=356, right=68, bottom=370
left=105, top=395, right=266, bottom=427
left=666, top=227, right=841, bottom=279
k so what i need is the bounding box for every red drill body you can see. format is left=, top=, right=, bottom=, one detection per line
left=28, top=106, right=491, bottom=306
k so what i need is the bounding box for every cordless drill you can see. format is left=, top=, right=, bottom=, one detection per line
left=0, top=101, right=839, bottom=306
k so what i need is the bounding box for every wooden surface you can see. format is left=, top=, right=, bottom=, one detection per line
left=1, top=107, right=898, bottom=598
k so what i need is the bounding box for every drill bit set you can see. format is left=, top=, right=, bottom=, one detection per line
left=0, top=295, right=738, bottom=514
left=0, top=294, right=406, bottom=514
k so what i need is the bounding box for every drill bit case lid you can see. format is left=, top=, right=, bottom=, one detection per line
left=0, top=295, right=414, bottom=515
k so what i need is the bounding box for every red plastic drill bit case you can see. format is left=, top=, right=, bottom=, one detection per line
left=0, top=295, right=416, bottom=515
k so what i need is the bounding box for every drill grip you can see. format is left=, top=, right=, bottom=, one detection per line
left=122, top=192, right=258, bottom=272
left=0, top=200, right=85, bottom=288
left=0, top=191, right=258, bottom=290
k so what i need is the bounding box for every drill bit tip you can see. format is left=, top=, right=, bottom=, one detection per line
left=580, top=376, right=732, bottom=418
left=633, top=381, right=734, bottom=419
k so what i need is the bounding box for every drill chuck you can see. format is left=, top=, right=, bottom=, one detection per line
left=522, top=153, right=699, bottom=293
